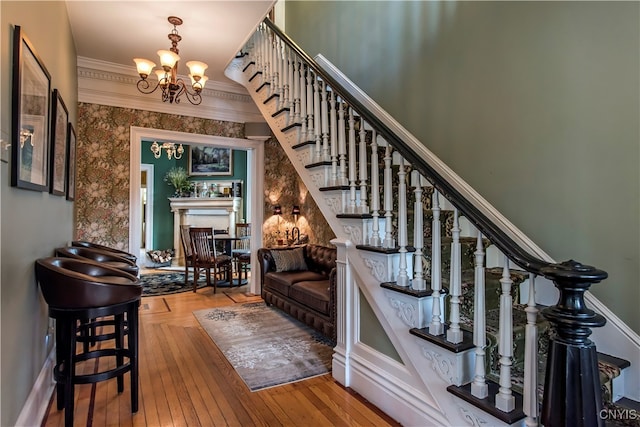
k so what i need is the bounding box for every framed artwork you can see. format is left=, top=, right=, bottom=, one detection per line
left=49, top=89, right=68, bottom=196
left=11, top=26, right=51, bottom=191
left=189, top=146, right=233, bottom=176
left=66, top=123, right=76, bottom=201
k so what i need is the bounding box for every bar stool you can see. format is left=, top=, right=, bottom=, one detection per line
left=56, top=246, right=139, bottom=277
left=35, top=257, right=141, bottom=427
left=71, top=240, right=138, bottom=263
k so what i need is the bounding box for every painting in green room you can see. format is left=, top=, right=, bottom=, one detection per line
left=140, top=141, right=248, bottom=252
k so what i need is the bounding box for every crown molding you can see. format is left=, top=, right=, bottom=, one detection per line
left=77, top=56, right=265, bottom=123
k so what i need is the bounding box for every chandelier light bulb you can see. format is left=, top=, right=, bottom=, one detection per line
left=133, top=58, right=156, bottom=78
left=157, top=49, right=180, bottom=70
left=186, top=61, right=208, bottom=79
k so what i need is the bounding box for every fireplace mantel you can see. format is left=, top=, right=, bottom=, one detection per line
left=169, top=197, right=242, bottom=265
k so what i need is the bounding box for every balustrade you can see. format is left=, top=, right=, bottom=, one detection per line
left=242, top=21, right=609, bottom=426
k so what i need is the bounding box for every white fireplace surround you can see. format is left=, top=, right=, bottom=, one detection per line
left=169, top=196, right=242, bottom=264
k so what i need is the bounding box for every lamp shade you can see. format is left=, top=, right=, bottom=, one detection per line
left=155, top=70, right=169, bottom=87
left=189, top=74, right=208, bottom=90
left=157, top=49, right=180, bottom=69
left=273, top=205, right=282, bottom=215
left=292, top=206, right=301, bottom=215
left=186, top=60, right=208, bottom=78
left=133, top=58, right=156, bottom=77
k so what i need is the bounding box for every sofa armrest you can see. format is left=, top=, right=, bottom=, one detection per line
left=257, top=248, right=275, bottom=289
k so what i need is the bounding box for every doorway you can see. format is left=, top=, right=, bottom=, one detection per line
left=140, top=163, right=154, bottom=260
left=129, top=127, right=266, bottom=295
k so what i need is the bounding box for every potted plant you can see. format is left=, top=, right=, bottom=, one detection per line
left=164, top=167, right=193, bottom=197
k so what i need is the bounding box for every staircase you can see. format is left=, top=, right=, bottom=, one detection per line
left=226, top=19, right=640, bottom=426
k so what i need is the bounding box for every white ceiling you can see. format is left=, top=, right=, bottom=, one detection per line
left=66, top=0, right=275, bottom=86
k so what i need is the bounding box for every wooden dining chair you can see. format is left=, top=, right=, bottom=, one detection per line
left=232, top=223, right=251, bottom=285
left=179, top=225, right=196, bottom=286
left=189, top=227, right=232, bottom=293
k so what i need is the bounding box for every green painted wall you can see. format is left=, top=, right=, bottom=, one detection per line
left=1, top=2, right=77, bottom=425
left=141, top=142, right=248, bottom=251
left=286, top=1, right=640, bottom=336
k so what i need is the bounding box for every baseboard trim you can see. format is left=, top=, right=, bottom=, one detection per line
left=342, top=342, right=450, bottom=427
left=15, top=347, right=55, bottom=427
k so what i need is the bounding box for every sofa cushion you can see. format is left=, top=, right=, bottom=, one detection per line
left=271, top=247, right=308, bottom=272
left=265, top=270, right=327, bottom=296
left=289, top=280, right=331, bottom=315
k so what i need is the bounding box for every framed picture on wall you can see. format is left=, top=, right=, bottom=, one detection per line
left=66, top=123, right=76, bottom=201
left=11, top=25, right=51, bottom=191
left=188, top=146, right=233, bottom=176
left=49, top=89, right=69, bottom=196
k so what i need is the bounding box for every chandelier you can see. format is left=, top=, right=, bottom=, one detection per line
left=150, top=141, right=184, bottom=160
left=134, top=16, right=208, bottom=105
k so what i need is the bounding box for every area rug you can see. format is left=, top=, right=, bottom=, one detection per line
left=139, top=272, right=207, bottom=296
left=193, top=302, right=334, bottom=391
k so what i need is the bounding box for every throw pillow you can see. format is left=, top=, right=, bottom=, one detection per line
left=271, top=247, right=307, bottom=272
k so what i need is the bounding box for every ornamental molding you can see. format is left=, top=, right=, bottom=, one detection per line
left=77, top=67, right=253, bottom=103
left=459, top=408, right=489, bottom=427
left=343, top=224, right=362, bottom=245
left=387, top=296, right=418, bottom=328
left=325, top=196, right=342, bottom=214
left=422, top=349, right=459, bottom=385
left=362, top=256, right=386, bottom=282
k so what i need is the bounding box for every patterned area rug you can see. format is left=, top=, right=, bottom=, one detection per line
left=193, top=302, right=333, bottom=391
left=139, top=272, right=207, bottom=296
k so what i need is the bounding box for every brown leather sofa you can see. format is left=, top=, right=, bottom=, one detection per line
left=258, top=244, right=337, bottom=342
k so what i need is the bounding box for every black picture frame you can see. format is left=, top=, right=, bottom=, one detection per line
left=188, top=146, right=233, bottom=176
left=49, top=89, right=68, bottom=196
left=66, top=123, right=76, bottom=201
left=11, top=25, right=51, bottom=191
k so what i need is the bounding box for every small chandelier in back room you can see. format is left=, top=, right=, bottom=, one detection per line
left=133, top=16, right=208, bottom=105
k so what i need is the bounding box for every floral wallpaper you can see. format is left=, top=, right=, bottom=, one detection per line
left=75, top=102, right=334, bottom=252
left=75, top=103, right=244, bottom=250
left=262, top=137, right=335, bottom=247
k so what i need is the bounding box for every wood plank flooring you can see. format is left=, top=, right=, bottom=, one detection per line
left=42, top=273, right=400, bottom=427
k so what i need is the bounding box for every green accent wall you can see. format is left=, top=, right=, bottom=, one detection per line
left=141, top=142, right=247, bottom=251
left=285, top=1, right=640, bottom=336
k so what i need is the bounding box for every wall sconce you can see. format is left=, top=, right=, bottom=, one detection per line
left=292, top=205, right=300, bottom=222
left=272, top=205, right=282, bottom=215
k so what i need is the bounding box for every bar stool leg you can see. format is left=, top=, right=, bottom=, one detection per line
left=114, top=313, right=125, bottom=393
left=63, top=317, right=77, bottom=427
left=127, top=302, right=140, bottom=412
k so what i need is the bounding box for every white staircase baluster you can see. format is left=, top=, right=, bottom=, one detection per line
left=429, top=189, right=444, bottom=335
left=298, top=65, right=307, bottom=143
left=313, top=75, right=322, bottom=163
left=411, top=171, right=426, bottom=291
left=524, top=273, right=539, bottom=427
left=495, top=257, right=515, bottom=412
left=291, top=58, right=300, bottom=125
left=369, top=131, right=381, bottom=246
left=447, top=207, right=463, bottom=344
left=348, top=108, right=357, bottom=213
left=471, top=231, right=488, bottom=399
left=306, top=69, right=314, bottom=144
left=284, top=48, right=292, bottom=111
left=397, top=157, right=409, bottom=287
left=277, top=39, right=284, bottom=104
left=383, top=143, right=395, bottom=248
left=337, top=100, right=348, bottom=188
left=321, top=82, right=330, bottom=161
left=358, top=120, right=369, bottom=214
left=268, top=33, right=276, bottom=96
left=329, top=90, right=338, bottom=186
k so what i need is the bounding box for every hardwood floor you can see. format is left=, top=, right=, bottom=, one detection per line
left=42, top=272, right=400, bottom=427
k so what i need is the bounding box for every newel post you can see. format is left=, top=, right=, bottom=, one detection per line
left=540, top=260, right=607, bottom=427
